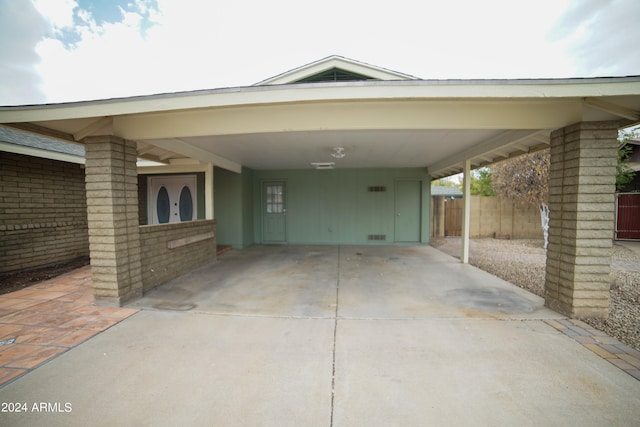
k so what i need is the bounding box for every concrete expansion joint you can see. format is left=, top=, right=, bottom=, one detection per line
left=329, top=246, right=340, bottom=427
left=146, top=308, right=335, bottom=321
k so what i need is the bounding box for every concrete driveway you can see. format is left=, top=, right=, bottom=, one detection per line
left=1, top=245, right=639, bottom=426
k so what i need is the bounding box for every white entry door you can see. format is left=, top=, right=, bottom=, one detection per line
left=148, top=175, right=197, bottom=224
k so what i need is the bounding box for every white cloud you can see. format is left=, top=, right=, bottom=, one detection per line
left=32, top=0, right=77, bottom=30
left=1, top=0, right=638, bottom=105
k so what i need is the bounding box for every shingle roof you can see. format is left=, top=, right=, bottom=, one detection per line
left=0, top=126, right=84, bottom=157
left=431, top=186, right=463, bottom=197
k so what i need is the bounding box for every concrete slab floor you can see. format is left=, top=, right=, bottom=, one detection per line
left=1, top=245, right=639, bottom=426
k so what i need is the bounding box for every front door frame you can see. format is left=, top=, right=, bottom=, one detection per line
left=262, top=180, right=288, bottom=243
left=148, top=174, right=198, bottom=224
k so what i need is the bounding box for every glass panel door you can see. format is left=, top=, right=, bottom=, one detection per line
left=263, top=182, right=286, bottom=243
left=148, top=175, right=198, bottom=224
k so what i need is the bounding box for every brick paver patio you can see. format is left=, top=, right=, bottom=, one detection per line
left=0, top=266, right=138, bottom=387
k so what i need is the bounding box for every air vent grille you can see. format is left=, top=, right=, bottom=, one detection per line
left=367, top=234, right=386, bottom=241
left=367, top=186, right=387, bottom=192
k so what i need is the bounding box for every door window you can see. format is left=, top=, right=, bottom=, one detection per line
left=266, top=185, right=284, bottom=213
left=179, top=186, right=194, bottom=221
left=156, top=186, right=171, bottom=224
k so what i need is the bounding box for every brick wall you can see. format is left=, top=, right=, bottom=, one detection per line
left=0, top=152, right=89, bottom=273
left=471, top=197, right=542, bottom=238
left=545, top=122, right=618, bottom=318
left=139, top=220, right=216, bottom=292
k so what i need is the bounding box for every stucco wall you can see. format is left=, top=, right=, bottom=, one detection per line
left=139, top=219, right=217, bottom=292
left=0, top=152, right=89, bottom=273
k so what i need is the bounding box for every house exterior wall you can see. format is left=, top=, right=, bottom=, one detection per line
left=139, top=220, right=216, bottom=292
left=252, top=168, right=430, bottom=245
left=0, top=152, right=89, bottom=273
left=213, top=167, right=255, bottom=249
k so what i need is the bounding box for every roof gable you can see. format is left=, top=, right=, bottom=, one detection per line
left=254, top=55, right=418, bottom=86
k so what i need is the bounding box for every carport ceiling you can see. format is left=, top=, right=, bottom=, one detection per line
left=149, top=129, right=507, bottom=171
left=1, top=78, right=639, bottom=179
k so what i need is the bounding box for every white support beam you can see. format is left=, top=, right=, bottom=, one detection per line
left=145, top=138, right=241, bottom=173
left=428, top=129, right=545, bottom=178
left=136, top=143, right=157, bottom=156
left=204, top=162, right=214, bottom=220
left=532, top=134, right=551, bottom=145
left=584, top=97, right=640, bottom=121
left=461, top=159, right=471, bottom=264
left=73, top=117, right=112, bottom=141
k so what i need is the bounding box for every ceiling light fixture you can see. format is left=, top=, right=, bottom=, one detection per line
left=331, top=147, right=346, bottom=159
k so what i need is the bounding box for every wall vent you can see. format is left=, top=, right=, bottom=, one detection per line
left=311, top=162, right=335, bottom=170
left=367, top=186, right=387, bottom=192
left=367, top=234, right=387, bottom=241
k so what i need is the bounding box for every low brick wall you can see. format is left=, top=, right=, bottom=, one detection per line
left=0, top=152, right=89, bottom=273
left=139, top=220, right=217, bottom=292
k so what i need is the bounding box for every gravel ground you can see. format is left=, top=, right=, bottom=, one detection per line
left=432, top=237, right=640, bottom=351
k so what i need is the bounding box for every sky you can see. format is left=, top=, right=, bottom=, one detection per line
left=1, top=0, right=639, bottom=105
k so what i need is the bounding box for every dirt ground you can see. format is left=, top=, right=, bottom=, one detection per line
left=0, top=257, right=90, bottom=295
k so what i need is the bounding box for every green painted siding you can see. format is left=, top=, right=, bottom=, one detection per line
left=214, top=167, right=254, bottom=249
left=241, top=168, right=255, bottom=247
left=253, top=168, right=430, bottom=245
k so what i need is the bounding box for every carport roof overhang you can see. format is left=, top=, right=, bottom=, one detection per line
left=1, top=77, right=639, bottom=178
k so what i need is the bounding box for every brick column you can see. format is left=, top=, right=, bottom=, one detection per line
left=84, top=136, right=142, bottom=306
left=545, top=122, right=618, bottom=318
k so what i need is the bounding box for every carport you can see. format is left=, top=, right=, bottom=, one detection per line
left=1, top=57, right=639, bottom=319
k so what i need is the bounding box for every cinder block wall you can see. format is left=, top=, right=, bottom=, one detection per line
left=441, top=196, right=542, bottom=239
left=0, top=152, right=89, bottom=273
left=139, top=220, right=217, bottom=292
left=472, top=197, right=542, bottom=238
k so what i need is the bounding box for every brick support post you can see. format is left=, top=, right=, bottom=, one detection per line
left=84, top=136, right=142, bottom=306
left=545, top=122, right=618, bottom=318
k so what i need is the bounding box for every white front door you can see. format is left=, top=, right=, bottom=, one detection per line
left=148, top=175, right=197, bottom=224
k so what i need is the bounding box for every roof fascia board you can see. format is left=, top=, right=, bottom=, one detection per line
left=1, top=78, right=639, bottom=124
left=0, top=141, right=84, bottom=164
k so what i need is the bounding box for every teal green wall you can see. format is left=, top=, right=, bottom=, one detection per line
left=214, top=167, right=254, bottom=248
left=252, top=168, right=430, bottom=245
left=241, top=168, right=255, bottom=247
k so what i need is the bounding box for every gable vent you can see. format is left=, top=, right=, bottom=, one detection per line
left=367, top=186, right=387, bottom=192
left=295, top=68, right=377, bottom=83
left=367, top=234, right=387, bottom=241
